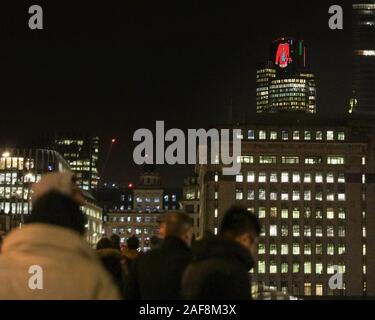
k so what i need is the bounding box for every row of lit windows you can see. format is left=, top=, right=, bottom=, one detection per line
left=0, top=157, right=35, bottom=171
left=262, top=225, right=346, bottom=238
left=237, top=155, right=344, bottom=165
left=111, top=216, right=157, bottom=223
left=234, top=172, right=346, bottom=183
left=255, top=207, right=346, bottom=220
left=257, top=261, right=345, bottom=275
left=258, top=243, right=346, bottom=256
left=135, top=194, right=177, bottom=204
left=235, top=190, right=346, bottom=202
left=242, top=129, right=345, bottom=141
left=111, top=227, right=156, bottom=236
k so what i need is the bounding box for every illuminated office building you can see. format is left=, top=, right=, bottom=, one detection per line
left=19, top=134, right=100, bottom=191
left=351, top=1, right=375, bottom=114
left=256, top=38, right=316, bottom=114
left=0, top=148, right=70, bottom=227
left=197, top=116, right=375, bottom=298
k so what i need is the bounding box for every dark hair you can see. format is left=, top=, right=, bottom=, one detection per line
left=165, top=211, right=192, bottom=238
left=126, top=235, right=140, bottom=250
left=96, top=237, right=113, bottom=250
left=220, top=206, right=261, bottom=240
left=27, top=191, right=86, bottom=235
left=110, top=234, right=121, bottom=250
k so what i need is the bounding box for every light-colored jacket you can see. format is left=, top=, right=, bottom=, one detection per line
left=0, top=223, right=120, bottom=300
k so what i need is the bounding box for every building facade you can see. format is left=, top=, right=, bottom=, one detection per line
left=197, top=116, right=375, bottom=298
left=351, top=1, right=375, bottom=114
left=18, top=134, right=100, bottom=191
left=256, top=38, right=316, bottom=114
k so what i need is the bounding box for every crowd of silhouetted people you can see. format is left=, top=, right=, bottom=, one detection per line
left=0, top=172, right=261, bottom=300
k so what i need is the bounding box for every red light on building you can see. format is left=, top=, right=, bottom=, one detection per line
left=275, top=42, right=292, bottom=68
left=111, top=138, right=116, bottom=144
left=128, top=183, right=133, bottom=188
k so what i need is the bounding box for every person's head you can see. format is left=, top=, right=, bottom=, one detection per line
left=96, top=237, right=113, bottom=250
left=27, top=172, right=87, bottom=235
left=164, top=211, right=193, bottom=246
left=110, top=234, right=121, bottom=250
left=126, top=235, right=140, bottom=250
left=220, top=206, right=261, bottom=257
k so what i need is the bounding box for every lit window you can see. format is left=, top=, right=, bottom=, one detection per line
left=214, top=173, right=219, bottom=182
left=327, top=208, right=334, bottom=219
left=338, top=244, right=346, bottom=255
left=327, top=263, right=335, bottom=275
left=270, top=131, right=278, bottom=140
left=327, top=226, right=334, bottom=237
left=327, top=156, right=344, bottom=165
left=247, top=190, right=255, bottom=200
left=338, top=132, right=345, bottom=141
left=315, top=192, right=323, bottom=201
left=270, top=261, right=277, bottom=274
left=235, top=190, right=243, bottom=200
left=316, top=244, right=323, bottom=255
left=214, top=208, right=218, bottom=218
left=326, top=173, right=334, bottom=183
left=338, top=226, right=345, bottom=237
left=316, top=131, right=323, bottom=140
left=259, top=189, right=266, bottom=200
left=316, top=226, right=323, bottom=237
left=278, top=210, right=288, bottom=220
left=327, top=243, right=334, bottom=255
left=293, top=244, right=300, bottom=255
left=282, top=156, right=299, bottom=164
left=338, top=193, right=346, bottom=201
left=281, top=244, right=289, bottom=255
left=281, top=172, right=289, bottom=183
left=258, top=243, right=265, bottom=255
left=293, top=131, right=300, bottom=140
left=259, top=156, right=276, bottom=164
left=304, top=226, right=311, bottom=237
left=304, top=173, right=311, bottom=183
left=281, top=192, right=289, bottom=201
left=316, top=263, right=323, bottom=275
left=316, top=284, right=323, bottom=296
left=236, top=130, right=243, bottom=140
left=304, top=190, right=311, bottom=201
left=247, top=172, right=255, bottom=183
left=305, top=156, right=322, bottom=165
left=270, top=244, right=277, bottom=255
left=327, top=192, right=335, bottom=201
left=248, top=130, right=255, bottom=140
left=259, top=130, right=267, bottom=140
left=282, top=131, right=289, bottom=140
left=292, top=208, right=300, bottom=219
left=304, top=262, right=312, bottom=274
left=258, top=172, right=267, bottom=183
left=270, top=172, right=278, bottom=183
left=293, top=262, right=300, bottom=273
left=258, top=207, right=266, bottom=218
left=315, top=173, right=323, bottom=183
left=258, top=261, right=265, bottom=274
left=270, top=207, right=278, bottom=218
left=281, top=225, right=288, bottom=237
left=293, top=225, right=300, bottom=237
left=270, top=225, right=277, bottom=237
left=236, top=174, right=243, bottom=182
left=338, top=208, right=346, bottom=219
left=303, top=131, right=311, bottom=140
left=270, top=192, right=277, bottom=201
left=215, top=192, right=218, bottom=199
left=292, top=173, right=300, bottom=183
left=327, top=131, right=334, bottom=141
left=281, top=263, right=288, bottom=274
left=292, top=190, right=300, bottom=201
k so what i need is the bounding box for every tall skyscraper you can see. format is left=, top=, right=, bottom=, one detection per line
left=256, top=38, right=316, bottom=114
left=351, top=1, right=375, bottom=114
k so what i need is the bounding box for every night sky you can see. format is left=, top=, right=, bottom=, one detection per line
left=0, top=1, right=354, bottom=187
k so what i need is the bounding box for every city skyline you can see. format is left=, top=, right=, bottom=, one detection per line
left=0, top=0, right=355, bottom=187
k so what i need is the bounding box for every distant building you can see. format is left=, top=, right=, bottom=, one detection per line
left=256, top=38, right=316, bottom=114
left=196, top=115, right=375, bottom=298
left=0, top=148, right=103, bottom=245
left=351, top=1, right=375, bottom=114
left=18, top=134, right=100, bottom=191
left=100, top=165, right=184, bottom=251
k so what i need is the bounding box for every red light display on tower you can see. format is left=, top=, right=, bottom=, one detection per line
left=275, top=42, right=292, bottom=68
